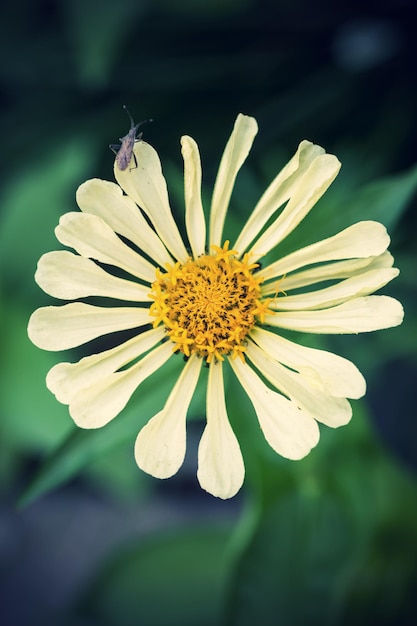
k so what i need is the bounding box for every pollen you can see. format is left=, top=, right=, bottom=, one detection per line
left=148, top=242, right=274, bottom=363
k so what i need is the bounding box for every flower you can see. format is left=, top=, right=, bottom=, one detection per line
left=28, top=114, right=404, bottom=499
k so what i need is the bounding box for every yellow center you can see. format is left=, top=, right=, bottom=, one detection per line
left=148, top=242, right=273, bottom=363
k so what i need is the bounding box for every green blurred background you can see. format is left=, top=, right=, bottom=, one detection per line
left=1, top=0, right=417, bottom=625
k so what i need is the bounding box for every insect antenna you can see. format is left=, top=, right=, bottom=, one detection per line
left=122, top=104, right=135, bottom=129
left=122, top=105, right=153, bottom=131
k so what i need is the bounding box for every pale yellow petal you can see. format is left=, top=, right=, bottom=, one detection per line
left=76, top=179, right=172, bottom=267
left=114, top=142, right=188, bottom=262
left=46, top=326, right=165, bottom=404
left=209, top=114, right=258, bottom=247
left=250, top=327, right=365, bottom=399
left=259, top=221, right=390, bottom=280
left=268, top=268, right=399, bottom=311
left=250, top=154, right=340, bottom=262
left=55, top=212, right=156, bottom=283
left=246, top=341, right=352, bottom=427
left=135, top=355, right=202, bottom=478
left=229, top=358, right=319, bottom=460
left=249, top=153, right=341, bottom=261
left=262, top=251, right=394, bottom=293
left=35, top=251, right=150, bottom=301
left=264, top=295, right=404, bottom=333
left=28, top=303, right=151, bottom=351
left=69, top=342, right=173, bottom=428
left=234, top=140, right=325, bottom=253
left=181, top=136, right=206, bottom=259
left=197, top=362, right=244, bottom=499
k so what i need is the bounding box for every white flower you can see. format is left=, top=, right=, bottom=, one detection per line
left=28, top=114, right=404, bottom=499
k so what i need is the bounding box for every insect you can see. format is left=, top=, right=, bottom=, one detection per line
left=109, top=105, right=153, bottom=171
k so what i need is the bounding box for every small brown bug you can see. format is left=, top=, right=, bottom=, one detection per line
left=110, top=105, right=153, bottom=171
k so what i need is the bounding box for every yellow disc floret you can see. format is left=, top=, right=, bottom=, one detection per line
left=148, top=242, right=274, bottom=363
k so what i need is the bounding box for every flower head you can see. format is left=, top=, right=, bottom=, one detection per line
left=148, top=242, right=268, bottom=362
left=28, top=114, right=404, bottom=499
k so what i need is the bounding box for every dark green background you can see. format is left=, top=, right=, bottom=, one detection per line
left=1, top=1, right=416, bottom=625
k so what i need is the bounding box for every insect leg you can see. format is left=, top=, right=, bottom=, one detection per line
left=129, top=152, right=138, bottom=171
left=109, top=143, right=121, bottom=155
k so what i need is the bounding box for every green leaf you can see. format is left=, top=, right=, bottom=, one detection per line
left=0, top=304, right=72, bottom=450
left=338, top=162, right=417, bottom=231
left=226, top=489, right=353, bottom=626
left=226, top=399, right=417, bottom=626
left=0, top=136, right=95, bottom=300
left=75, top=525, right=233, bottom=626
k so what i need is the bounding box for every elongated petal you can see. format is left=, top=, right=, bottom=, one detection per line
left=46, top=326, right=165, bottom=404
left=135, top=355, right=202, bottom=478
left=28, top=303, right=151, bottom=350
left=246, top=341, right=352, bottom=427
left=197, top=362, right=244, bottom=499
left=209, top=114, right=258, bottom=247
left=250, top=327, right=365, bottom=399
left=36, top=251, right=150, bottom=301
left=229, top=358, right=319, bottom=460
left=181, top=136, right=206, bottom=258
left=234, top=140, right=325, bottom=253
left=114, top=142, right=188, bottom=262
left=264, top=295, right=404, bottom=333
left=268, top=268, right=399, bottom=311
left=262, top=251, right=394, bottom=293
left=76, top=179, right=172, bottom=267
left=69, top=342, right=173, bottom=428
left=259, top=221, right=390, bottom=280
left=55, top=212, right=156, bottom=283
left=249, top=153, right=341, bottom=260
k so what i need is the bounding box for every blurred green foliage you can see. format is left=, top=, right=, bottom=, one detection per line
left=78, top=525, right=232, bottom=626
left=1, top=0, right=416, bottom=624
